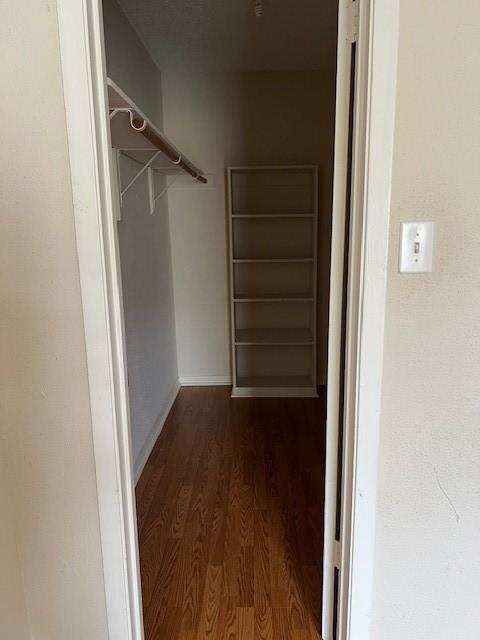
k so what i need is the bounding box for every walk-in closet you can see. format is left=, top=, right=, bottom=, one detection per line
left=101, top=0, right=340, bottom=637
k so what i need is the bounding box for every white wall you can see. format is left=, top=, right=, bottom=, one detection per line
left=0, top=2, right=109, bottom=638
left=162, top=70, right=336, bottom=382
left=373, top=1, right=480, bottom=638
left=103, top=0, right=179, bottom=470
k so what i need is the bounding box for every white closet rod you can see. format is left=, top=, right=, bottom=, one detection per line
left=109, top=107, right=206, bottom=184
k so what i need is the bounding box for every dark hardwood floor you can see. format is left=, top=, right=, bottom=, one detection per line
left=136, top=386, right=325, bottom=640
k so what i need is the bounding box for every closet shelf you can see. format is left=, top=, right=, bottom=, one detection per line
left=235, top=328, right=314, bottom=345
left=233, top=258, right=313, bottom=264
left=234, top=294, right=313, bottom=303
left=107, top=78, right=206, bottom=183
left=232, top=214, right=315, bottom=219
left=237, top=374, right=313, bottom=387
left=235, top=375, right=316, bottom=393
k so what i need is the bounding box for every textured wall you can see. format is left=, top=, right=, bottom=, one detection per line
left=0, top=452, right=29, bottom=639
left=103, top=0, right=179, bottom=469
left=373, top=1, right=480, bottom=638
left=0, top=1, right=108, bottom=638
left=162, top=70, right=336, bottom=382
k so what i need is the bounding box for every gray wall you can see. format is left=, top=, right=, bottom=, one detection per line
left=103, top=0, right=164, bottom=124
left=103, top=0, right=179, bottom=469
left=373, top=1, right=480, bottom=637
left=117, top=159, right=178, bottom=467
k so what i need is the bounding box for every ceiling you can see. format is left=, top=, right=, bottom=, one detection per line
left=116, top=0, right=338, bottom=72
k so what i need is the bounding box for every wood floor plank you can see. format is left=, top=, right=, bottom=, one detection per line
left=254, top=603, right=273, bottom=640
left=254, top=508, right=271, bottom=610
left=137, top=386, right=325, bottom=640
left=143, top=538, right=181, bottom=637
left=236, top=544, right=254, bottom=606
left=302, top=565, right=322, bottom=640
left=218, top=597, right=237, bottom=640
left=139, top=503, right=170, bottom=607
left=146, top=604, right=182, bottom=640
left=223, top=451, right=243, bottom=599
left=236, top=606, right=255, bottom=639
left=208, top=454, right=232, bottom=567
left=272, top=606, right=291, bottom=640
left=196, top=565, right=223, bottom=640
left=136, top=461, right=167, bottom=536
left=170, top=485, right=193, bottom=538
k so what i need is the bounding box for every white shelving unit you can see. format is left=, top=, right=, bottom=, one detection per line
left=228, top=166, right=318, bottom=398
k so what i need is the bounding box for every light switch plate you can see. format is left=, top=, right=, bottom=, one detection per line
left=399, top=221, right=434, bottom=273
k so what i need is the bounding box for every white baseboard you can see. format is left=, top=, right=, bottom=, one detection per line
left=179, top=376, right=232, bottom=386
left=133, top=378, right=181, bottom=485
left=231, top=386, right=319, bottom=398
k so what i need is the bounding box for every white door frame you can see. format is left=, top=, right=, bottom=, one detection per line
left=346, top=3, right=400, bottom=636
left=57, top=1, right=144, bottom=638
left=322, top=1, right=400, bottom=639
left=56, top=0, right=400, bottom=638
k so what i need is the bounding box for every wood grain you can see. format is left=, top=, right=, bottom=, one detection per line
left=136, top=386, right=325, bottom=639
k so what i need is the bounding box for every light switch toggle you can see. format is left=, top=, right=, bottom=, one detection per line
left=399, top=221, right=434, bottom=273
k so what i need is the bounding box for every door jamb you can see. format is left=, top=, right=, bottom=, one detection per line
left=345, top=3, right=400, bottom=638
left=56, top=0, right=400, bottom=638
left=57, top=1, right=144, bottom=638
left=323, top=1, right=400, bottom=638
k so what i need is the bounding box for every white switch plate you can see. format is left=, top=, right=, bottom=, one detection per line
left=399, top=221, right=434, bottom=273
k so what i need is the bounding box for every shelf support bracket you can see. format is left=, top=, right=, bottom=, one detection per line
left=147, top=167, right=155, bottom=215
left=154, top=171, right=182, bottom=203
left=120, top=150, right=161, bottom=198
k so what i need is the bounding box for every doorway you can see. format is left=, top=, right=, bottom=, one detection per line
left=105, top=0, right=348, bottom=638
left=102, top=1, right=341, bottom=638
left=57, top=0, right=401, bottom=638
